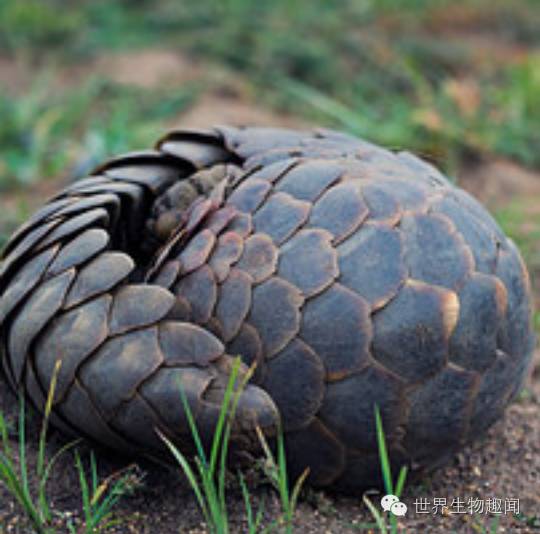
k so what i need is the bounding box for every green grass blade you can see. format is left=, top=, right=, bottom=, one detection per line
left=257, top=422, right=308, bottom=534
left=91, top=471, right=135, bottom=529
left=374, top=406, right=393, bottom=496
left=178, top=386, right=207, bottom=467
left=239, top=473, right=255, bottom=533
left=0, top=410, right=13, bottom=458
left=253, top=497, right=266, bottom=532
left=255, top=427, right=277, bottom=486
left=239, top=469, right=266, bottom=534
left=0, top=452, right=27, bottom=503
left=18, top=395, right=31, bottom=507
left=91, top=497, right=118, bottom=527
left=276, top=429, right=291, bottom=525
left=37, top=360, right=61, bottom=481
left=0, top=413, right=18, bottom=485
left=90, top=450, right=98, bottom=496
left=75, top=450, right=92, bottom=529
left=216, top=400, right=235, bottom=527
left=74, top=455, right=140, bottom=533
left=0, top=404, right=46, bottom=532
left=158, top=430, right=211, bottom=526
left=209, top=360, right=241, bottom=478
left=42, top=439, right=81, bottom=484
left=15, top=395, right=47, bottom=530
left=217, top=360, right=256, bottom=521
left=36, top=360, right=62, bottom=524
left=197, top=461, right=224, bottom=534
left=394, top=466, right=408, bottom=499
left=0, top=451, right=44, bottom=532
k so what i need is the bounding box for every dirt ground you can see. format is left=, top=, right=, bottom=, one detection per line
left=1, top=50, right=540, bottom=534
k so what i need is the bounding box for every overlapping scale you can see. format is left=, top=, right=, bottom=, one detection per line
left=8, top=269, right=75, bottom=384
left=48, top=228, right=110, bottom=276
left=261, top=338, right=325, bottom=431
left=275, top=160, right=343, bottom=202
left=64, top=252, right=134, bottom=308
left=300, top=284, right=371, bottom=380
left=372, top=280, right=459, bottom=382
left=308, top=181, right=368, bottom=244
left=79, top=326, right=163, bottom=420
left=253, top=192, right=310, bottom=245
left=248, top=277, right=304, bottom=358
left=0, top=246, right=59, bottom=324
left=338, top=223, right=406, bottom=309
left=173, top=265, right=217, bottom=324
left=278, top=229, right=338, bottom=298
left=235, top=234, right=278, bottom=284
left=214, top=268, right=252, bottom=342
left=36, top=295, right=112, bottom=402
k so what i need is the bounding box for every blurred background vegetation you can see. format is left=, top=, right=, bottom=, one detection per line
left=1, top=0, right=539, bottom=275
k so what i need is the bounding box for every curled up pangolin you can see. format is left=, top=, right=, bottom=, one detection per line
left=0, top=126, right=534, bottom=491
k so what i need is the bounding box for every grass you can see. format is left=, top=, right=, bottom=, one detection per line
left=1, top=357, right=407, bottom=533
left=0, top=364, right=409, bottom=533
left=0, top=362, right=141, bottom=533
left=0, top=0, right=538, bottom=196
left=255, top=427, right=308, bottom=533
left=1, top=354, right=530, bottom=533
left=0, top=362, right=77, bottom=533
left=361, top=407, right=408, bottom=534
left=281, top=53, right=540, bottom=174
left=0, top=356, right=311, bottom=533
left=69, top=451, right=140, bottom=534
left=159, top=357, right=308, bottom=534
left=157, top=360, right=248, bottom=534
left=0, top=76, right=197, bottom=190
left=495, top=200, right=540, bottom=268
left=495, top=198, right=540, bottom=336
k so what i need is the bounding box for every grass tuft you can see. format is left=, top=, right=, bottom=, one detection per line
left=255, top=426, right=309, bottom=534
left=158, top=358, right=250, bottom=533
left=69, top=451, right=141, bottom=534
left=159, top=357, right=308, bottom=533
left=0, top=360, right=139, bottom=533
left=362, top=406, right=408, bottom=534
left=0, top=361, right=78, bottom=533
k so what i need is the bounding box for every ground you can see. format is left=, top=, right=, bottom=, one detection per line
left=1, top=1, right=540, bottom=531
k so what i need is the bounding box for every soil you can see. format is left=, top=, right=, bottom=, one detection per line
left=1, top=50, right=540, bottom=534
